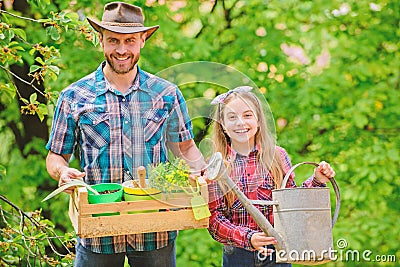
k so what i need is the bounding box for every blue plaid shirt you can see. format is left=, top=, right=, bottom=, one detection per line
left=46, top=62, right=194, bottom=253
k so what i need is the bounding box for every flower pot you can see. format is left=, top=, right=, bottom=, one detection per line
left=122, top=180, right=162, bottom=213
left=88, top=183, right=123, bottom=216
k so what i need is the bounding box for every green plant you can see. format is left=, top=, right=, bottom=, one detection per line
left=148, top=158, right=192, bottom=194
left=0, top=194, right=74, bottom=267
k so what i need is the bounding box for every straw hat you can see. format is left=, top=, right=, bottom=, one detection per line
left=87, top=2, right=159, bottom=40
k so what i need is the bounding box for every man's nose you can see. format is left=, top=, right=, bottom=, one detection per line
left=116, top=43, right=127, bottom=54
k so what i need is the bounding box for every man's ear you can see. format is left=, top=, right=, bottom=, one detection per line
left=99, top=33, right=104, bottom=48
left=141, top=32, right=147, bottom=48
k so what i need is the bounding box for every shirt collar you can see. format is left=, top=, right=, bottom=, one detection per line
left=95, top=62, right=149, bottom=96
left=227, top=144, right=260, bottom=161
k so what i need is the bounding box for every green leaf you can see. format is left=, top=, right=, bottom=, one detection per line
left=91, top=33, right=100, bottom=46
left=29, top=93, right=37, bottom=103
left=35, top=57, right=45, bottom=65
left=37, top=110, right=45, bottom=121
left=11, top=28, right=27, bottom=41
left=7, top=29, right=15, bottom=42
left=0, top=83, right=17, bottom=100
left=46, top=26, right=60, bottom=41
left=48, top=65, right=60, bottom=75
left=29, top=65, right=41, bottom=73
left=37, top=104, right=48, bottom=121
left=66, top=12, right=79, bottom=21
left=353, top=112, right=368, bottom=129
left=47, top=71, right=57, bottom=81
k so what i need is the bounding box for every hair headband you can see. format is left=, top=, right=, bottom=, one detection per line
left=210, top=86, right=253, bottom=105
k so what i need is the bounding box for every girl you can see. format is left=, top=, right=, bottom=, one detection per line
left=207, top=86, right=335, bottom=267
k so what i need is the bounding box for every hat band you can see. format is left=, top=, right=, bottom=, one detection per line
left=102, top=22, right=144, bottom=27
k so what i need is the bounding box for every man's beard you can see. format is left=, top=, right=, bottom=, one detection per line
left=105, top=53, right=139, bottom=75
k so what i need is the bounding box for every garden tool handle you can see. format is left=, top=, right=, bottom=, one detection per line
left=137, top=166, right=146, bottom=188
left=280, top=162, right=341, bottom=227
left=206, top=152, right=287, bottom=251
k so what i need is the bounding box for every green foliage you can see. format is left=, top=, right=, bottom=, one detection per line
left=148, top=158, right=191, bottom=193
left=0, top=195, right=74, bottom=266
left=1, top=0, right=399, bottom=266
left=176, top=229, right=222, bottom=267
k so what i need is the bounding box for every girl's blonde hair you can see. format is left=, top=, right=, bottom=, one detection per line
left=212, top=91, right=283, bottom=208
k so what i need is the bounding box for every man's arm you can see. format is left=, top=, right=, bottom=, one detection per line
left=46, top=151, right=71, bottom=181
left=168, top=139, right=206, bottom=175
left=46, top=151, right=85, bottom=192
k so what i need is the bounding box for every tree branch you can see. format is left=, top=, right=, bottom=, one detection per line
left=0, top=9, right=43, bottom=23
left=0, top=64, right=46, bottom=97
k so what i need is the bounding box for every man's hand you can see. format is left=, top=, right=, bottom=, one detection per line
left=58, top=166, right=86, bottom=194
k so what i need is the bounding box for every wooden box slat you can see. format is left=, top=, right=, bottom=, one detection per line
left=68, top=182, right=209, bottom=238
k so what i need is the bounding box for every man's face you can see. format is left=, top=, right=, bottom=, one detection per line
left=100, top=30, right=146, bottom=75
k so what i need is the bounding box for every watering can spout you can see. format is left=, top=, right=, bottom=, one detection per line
left=207, top=152, right=287, bottom=252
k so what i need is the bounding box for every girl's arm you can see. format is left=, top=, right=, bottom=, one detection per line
left=302, top=161, right=335, bottom=187
left=277, top=146, right=334, bottom=188
left=207, top=182, right=255, bottom=250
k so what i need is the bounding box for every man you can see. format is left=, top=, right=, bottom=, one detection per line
left=45, top=2, right=205, bottom=266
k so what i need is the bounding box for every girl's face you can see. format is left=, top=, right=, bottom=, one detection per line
left=222, top=97, right=259, bottom=150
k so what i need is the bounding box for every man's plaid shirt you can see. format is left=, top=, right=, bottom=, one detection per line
left=46, top=62, right=194, bottom=253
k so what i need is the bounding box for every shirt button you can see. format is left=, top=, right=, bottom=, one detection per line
left=122, top=98, right=126, bottom=102
left=125, top=120, right=129, bottom=124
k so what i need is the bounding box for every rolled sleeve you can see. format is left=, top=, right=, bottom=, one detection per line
left=46, top=92, right=76, bottom=154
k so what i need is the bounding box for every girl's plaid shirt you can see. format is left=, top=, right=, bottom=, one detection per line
left=207, top=146, right=325, bottom=250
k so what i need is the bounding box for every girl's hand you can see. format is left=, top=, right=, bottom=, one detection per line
left=314, top=161, right=335, bottom=184
left=250, top=232, right=277, bottom=256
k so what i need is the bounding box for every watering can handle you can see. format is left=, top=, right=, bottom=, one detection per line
left=280, top=162, right=341, bottom=227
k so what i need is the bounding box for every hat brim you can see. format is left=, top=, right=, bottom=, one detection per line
left=87, top=17, right=159, bottom=40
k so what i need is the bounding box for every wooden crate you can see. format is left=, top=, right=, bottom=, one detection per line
left=68, top=182, right=209, bottom=238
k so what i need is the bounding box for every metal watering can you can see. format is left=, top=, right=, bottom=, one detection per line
left=207, top=152, right=341, bottom=265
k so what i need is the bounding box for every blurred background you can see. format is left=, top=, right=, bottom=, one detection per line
left=0, top=0, right=399, bottom=266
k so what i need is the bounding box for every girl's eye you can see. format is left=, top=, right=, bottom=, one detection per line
left=244, top=113, right=253, bottom=118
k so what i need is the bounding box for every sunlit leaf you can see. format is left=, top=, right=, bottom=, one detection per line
left=29, top=93, right=37, bottom=103
left=46, top=26, right=60, bottom=41
left=29, top=64, right=41, bottom=73
left=11, top=28, right=27, bottom=41
left=35, top=56, right=45, bottom=65
left=48, top=65, right=60, bottom=75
